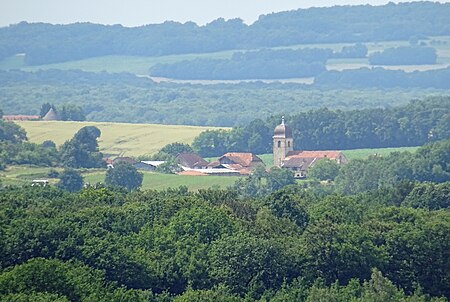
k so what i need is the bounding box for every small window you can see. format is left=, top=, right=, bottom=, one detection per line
left=288, top=141, right=291, bottom=147
left=278, top=141, right=281, bottom=148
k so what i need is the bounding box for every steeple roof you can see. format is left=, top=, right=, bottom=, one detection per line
left=273, top=116, right=292, bottom=138
left=42, top=107, right=59, bottom=121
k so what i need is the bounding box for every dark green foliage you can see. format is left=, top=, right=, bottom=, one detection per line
left=173, top=286, right=242, bottom=302
left=233, top=166, right=296, bottom=198
left=41, top=140, right=56, bottom=149
left=335, top=138, right=450, bottom=194
left=302, top=220, right=386, bottom=285
left=150, top=48, right=328, bottom=80
left=369, top=46, right=437, bottom=65
left=105, top=162, right=143, bottom=191
left=150, top=46, right=371, bottom=80
left=0, top=119, right=27, bottom=143
left=263, top=186, right=310, bottom=229
left=159, top=142, right=193, bottom=157
left=308, top=158, right=341, bottom=181
left=0, top=141, right=58, bottom=166
left=0, top=258, right=152, bottom=301
left=266, top=167, right=296, bottom=192
left=59, top=126, right=104, bottom=168
left=402, top=182, right=450, bottom=210
left=315, top=66, right=450, bottom=89
left=39, top=102, right=53, bottom=118
left=57, top=169, right=83, bottom=192
left=381, top=211, right=450, bottom=297
left=151, top=142, right=194, bottom=162
left=155, top=160, right=182, bottom=174
left=0, top=182, right=449, bottom=300
left=208, top=232, right=297, bottom=296
left=59, top=104, right=86, bottom=121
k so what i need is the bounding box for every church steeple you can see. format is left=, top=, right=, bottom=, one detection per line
left=273, top=117, right=294, bottom=167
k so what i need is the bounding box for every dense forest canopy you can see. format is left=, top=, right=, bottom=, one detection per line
left=0, top=2, right=449, bottom=65
left=1, top=177, right=449, bottom=300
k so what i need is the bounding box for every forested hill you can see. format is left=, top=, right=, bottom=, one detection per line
left=1, top=2, right=449, bottom=65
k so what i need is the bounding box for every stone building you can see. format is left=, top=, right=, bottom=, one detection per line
left=273, top=117, right=348, bottom=178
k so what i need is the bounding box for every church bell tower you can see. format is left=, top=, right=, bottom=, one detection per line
left=273, top=116, right=294, bottom=167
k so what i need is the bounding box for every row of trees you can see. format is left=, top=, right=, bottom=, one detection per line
left=0, top=120, right=104, bottom=169
left=1, top=2, right=449, bottom=64
left=314, top=66, right=450, bottom=89
left=1, top=179, right=448, bottom=300
left=369, top=46, right=437, bottom=65
left=149, top=46, right=367, bottom=80
left=192, top=97, right=450, bottom=156
left=40, top=102, right=86, bottom=121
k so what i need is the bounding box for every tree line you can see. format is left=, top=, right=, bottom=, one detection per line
left=369, top=46, right=437, bottom=65
left=192, top=96, right=450, bottom=156
left=149, top=46, right=366, bottom=80
left=0, top=118, right=103, bottom=169
left=40, top=102, right=86, bottom=121
left=150, top=45, right=443, bottom=80
left=0, top=2, right=449, bottom=64
left=0, top=177, right=448, bottom=300
left=315, top=66, right=450, bottom=89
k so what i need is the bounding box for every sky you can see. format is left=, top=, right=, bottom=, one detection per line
left=1, top=0, right=449, bottom=27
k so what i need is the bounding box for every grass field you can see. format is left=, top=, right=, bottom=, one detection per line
left=16, top=121, right=227, bottom=157
left=0, top=165, right=239, bottom=191
left=1, top=37, right=449, bottom=76
left=341, top=146, right=419, bottom=160
left=0, top=166, right=63, bottom=187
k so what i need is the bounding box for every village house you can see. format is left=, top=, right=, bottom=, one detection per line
left=134, top=161, right=165, bottom=171
left=208, top=152, right=265, bottom=175
left=176, top=152, right=209, bottom=169
left=273, top=117, right=348, bottom=178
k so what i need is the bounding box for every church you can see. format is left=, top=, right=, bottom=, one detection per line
left=273, top=117, right=348, bottom=178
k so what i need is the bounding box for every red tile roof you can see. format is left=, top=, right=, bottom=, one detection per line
left=3, top=115, right=40, bottom=121
left=176, top=152, right=208, bottom=168
left=219, top=152, right=263, bottom=167
left=286, top=150, right=344, bottom=160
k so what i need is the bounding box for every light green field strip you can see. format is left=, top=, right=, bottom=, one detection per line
left=16, top=121, right=227, bottom=157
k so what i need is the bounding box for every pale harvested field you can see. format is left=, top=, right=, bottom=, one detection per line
left=16, top=121, right=227, bottom=157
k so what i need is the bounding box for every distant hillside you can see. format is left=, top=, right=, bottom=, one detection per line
left=0, top=2, right=449, bottom=65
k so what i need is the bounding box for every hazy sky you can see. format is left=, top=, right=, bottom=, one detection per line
left=1, top=0, right=449, bottom=27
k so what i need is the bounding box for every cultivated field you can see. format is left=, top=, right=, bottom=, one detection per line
left=17, top=121, right=227, bottom=157
left=1, top=36, right=449, bottom=76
